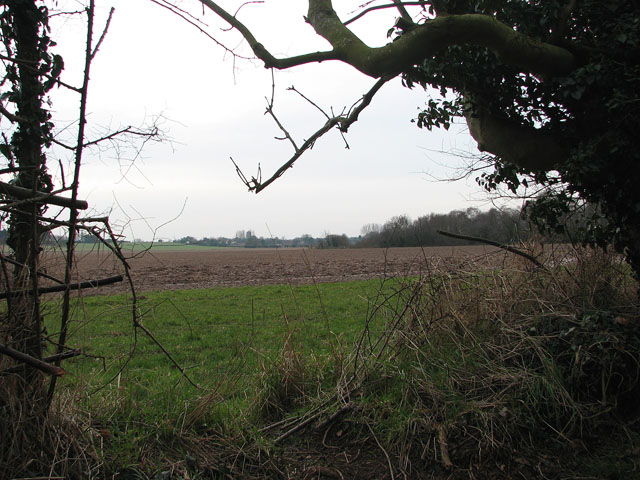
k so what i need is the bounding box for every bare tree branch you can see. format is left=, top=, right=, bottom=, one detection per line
left=0, top=344, right=66, bottom=377
left=234, top=74, right=394, bottom=193
left=0, top=274, right=124, bottom=300
left=340, top=74, right=395, bottom=131
left=437, top=230, right=547, bottom=269
left=0, top=349, right=81, bottom=376
left=0, top=102, right=28, bottom=123
left=83, top=125, right=159, bottom=148
left=199, top=0, right=339, bottom=68
left=0, top=181, right=88, bottom=210
left=48, top=0, right=97, bottom=404
left=237, top=116, right=340, bottom=193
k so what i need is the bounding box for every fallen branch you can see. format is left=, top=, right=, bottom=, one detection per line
left=0, top=344, right=66, bottom=377
left=0, top=274, right=123, bottom=300
left=0, top=349, right=81, bottom=375
left=437, top=230, right=546, bottom=269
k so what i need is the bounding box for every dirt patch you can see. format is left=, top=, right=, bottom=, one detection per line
left=47, top=245, right=506, bottom=294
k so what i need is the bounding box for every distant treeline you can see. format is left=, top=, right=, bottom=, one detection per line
left=173, top=208, right=531, bottom=249
left=0, top=206, right=577, bottom=250
left=355, top=207, right=529, bottom=248
left=176, top=232, right=317, bottom=249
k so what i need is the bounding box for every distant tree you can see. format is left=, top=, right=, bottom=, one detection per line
left=360, top=223, right=381, bottom=236
left=322, top=233, right=350, bottom=249
left=295, top=234, right=316, bottom=247
left=380, top=215, right=412, bottom=247
left=179, top=236, right=197, bottom=244
left=245, top=232, right=260, bottom=248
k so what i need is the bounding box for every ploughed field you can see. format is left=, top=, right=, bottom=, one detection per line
left=46, top=245, right=506, bottom=294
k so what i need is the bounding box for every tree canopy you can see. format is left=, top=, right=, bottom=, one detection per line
left=193, top=0, right=640, bottom=276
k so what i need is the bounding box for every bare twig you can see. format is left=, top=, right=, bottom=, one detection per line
left=48, top=0, right=97, bottom=405
left=152, top=0, right=254, bottom=60
left=0, top=102, right=28, bottom=123
left=134, top=321, right=206, bottom=391
left=265, top=72, right=298, bottom=151
left=90, top=7, right=114, bottom=60
left=366, top=421, right=395, bottom=480
left=392, top=0, right=414, bottom=24
left=287, top=85, right=331, bottom=120
left=0, top=253, right=64, bottom=285
left=83, top=125, right=160, bottom=149
left=436, top=230, right=547, bottom=269
left=344, top=2, right=427, bottom=26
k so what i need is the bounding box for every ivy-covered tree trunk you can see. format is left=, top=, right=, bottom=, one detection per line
left=2, top=0, right=54, bottom=387
left=0, top=2, right=65, bottom=477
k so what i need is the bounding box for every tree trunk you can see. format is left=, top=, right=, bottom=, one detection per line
left=3, top=0, right=51, bottom=387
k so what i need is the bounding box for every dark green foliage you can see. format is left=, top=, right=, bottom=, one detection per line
left=534, top=311, right=640, bottom=414
left=404, top=1, right=640, bottom=275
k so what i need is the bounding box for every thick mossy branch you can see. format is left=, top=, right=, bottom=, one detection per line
left=307, top=5, right=576, bottom=77
left=200, top=0, right=576, bottom=78
left=465, top=104, right=567, bottom=170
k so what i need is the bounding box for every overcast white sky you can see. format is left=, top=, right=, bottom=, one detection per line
left=47, top=0, right=497, bottom=241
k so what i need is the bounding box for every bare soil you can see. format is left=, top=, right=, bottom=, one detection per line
left=51, top=245, right=506, bottom=294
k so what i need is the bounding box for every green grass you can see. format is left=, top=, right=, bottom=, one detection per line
left=49, top=278, right=396, bottom=425
left=60, top=241, right=238, bottom=254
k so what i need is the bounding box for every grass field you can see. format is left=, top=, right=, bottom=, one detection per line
left=53, top=278, right=398, bottom=426
left=12, top=246, right=639, bottom=479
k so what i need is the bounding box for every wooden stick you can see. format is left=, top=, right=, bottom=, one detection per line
left=0, top=349, right=81, bottom=375
left=437, top=424, right=453, bottom=468
left=0, top=180, right=88, bottom=210
left=0, top=274, right=123, bottom=299
left=0, top=344, right=66, bottom=376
